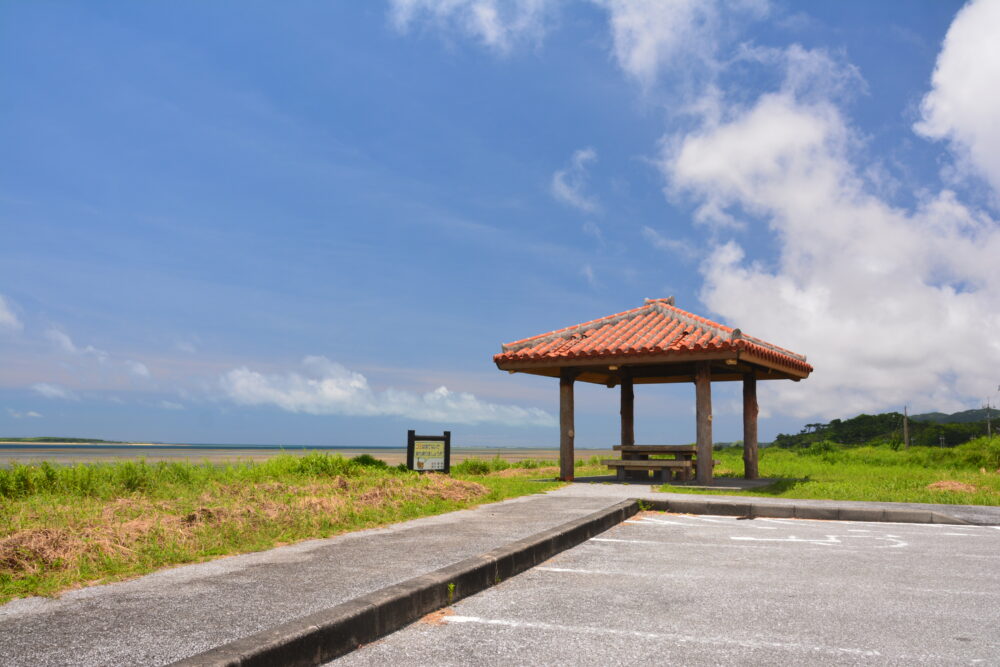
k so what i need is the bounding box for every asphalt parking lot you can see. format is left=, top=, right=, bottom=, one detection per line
left=333, top=512, right=1000, bottom=666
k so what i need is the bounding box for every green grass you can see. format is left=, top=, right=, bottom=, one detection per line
left=658, top=436, right=1000, bottom=505
left=0, top=453, right=561, bottom=603
left=451, top=454, right=605, bottom=476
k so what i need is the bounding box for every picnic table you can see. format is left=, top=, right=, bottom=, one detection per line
left=602, top=445, right=698, bottom=483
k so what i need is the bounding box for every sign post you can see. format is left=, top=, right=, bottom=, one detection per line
left=406, top=430, right=451, bottom=473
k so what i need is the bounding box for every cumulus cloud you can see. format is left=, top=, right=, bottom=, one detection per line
left=915, top=0, right=1000, bottom=200
left=219, top=356, right=556, bottom=427
left=0, top=294, right=23, bottom=331
left=31, top=383, right=78, bottom=400
left=664, top=66, right=1000, bottom=418
left=551, top=147, right=600, bottom=213
left=389, top=0, right=554, bottom=53
left=385, top=0, right=1000, bottom=422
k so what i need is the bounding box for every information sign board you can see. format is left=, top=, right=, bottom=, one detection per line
left=406, top=430, right=451, bottom=473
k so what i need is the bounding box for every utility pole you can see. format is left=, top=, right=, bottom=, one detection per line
left=988, top=397, right=993, bottom=439
left=902, top=405, right=911, bottom=449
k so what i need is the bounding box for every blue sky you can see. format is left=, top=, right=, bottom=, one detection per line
left=3, top=0, right=999, bottom=447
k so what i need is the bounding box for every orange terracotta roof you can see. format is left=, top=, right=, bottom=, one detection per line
left=494, top=298, right=812, bottom=376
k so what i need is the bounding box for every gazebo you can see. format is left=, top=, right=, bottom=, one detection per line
left=493, top=298, right=812, bottom=483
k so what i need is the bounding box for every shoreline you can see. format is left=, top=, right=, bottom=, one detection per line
left=0, top=443, right=617, bottom=467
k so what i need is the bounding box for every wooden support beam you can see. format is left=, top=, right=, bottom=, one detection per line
left=695, top=361, right=713, bottom=485
left=743, top=371, right=759, bottom=480
left=620, top=371, right=634, bottom=447
left=559, top=368, right=576, bottom=481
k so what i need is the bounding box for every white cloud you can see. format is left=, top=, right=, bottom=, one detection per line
left=664, top=73, right=1000, bottom=418
left=45, top=328, right=109, bottom=363
left=389, top=0, right=554, bottom=53
left=915, top=0, right=1000, bottom=200
left=551, top=147, right=600, bottom=213
left=596, top=0, right=768, bottom=89
left=7, top=409, right=42, bottom=419
left=383, top=0, right=1000, bottom=422
left=175, top=340, right=198, bottom=354
left=126, top=360, right=151, bottom=378
left=44, top=327, right=152, bottom=380
left=158, top=400, right=184, bottom=410
left=641, top=226, right=697, bottom=260
left=31, top=383, right=78, bottom=400
left=219, top=356, right=556, bottom=427
left=0, top=294, right=23, bottom=331
left=581, top=263, right=597, bottom=287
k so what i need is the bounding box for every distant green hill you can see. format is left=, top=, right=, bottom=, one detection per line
left=773, top=410, right=994, bottom=449
left=911, top=408, right=994, bottom=424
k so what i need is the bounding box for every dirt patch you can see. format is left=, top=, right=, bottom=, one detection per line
left=491, top=466, right=560, bottom=478
left=421, top=476, right=488, bottom=501
left=183, top=506, right=230, bottom=525
left=927, top=480, right=978, bottom=493
left=419, top=607, right=455, bottom=626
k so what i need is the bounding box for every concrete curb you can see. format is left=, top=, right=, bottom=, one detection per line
left=171, top=499, right=638, bottom=667
left=643, top=498, right=972, bottom=525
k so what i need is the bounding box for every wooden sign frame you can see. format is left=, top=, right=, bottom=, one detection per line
left=406, top=430, right=451, bottom=473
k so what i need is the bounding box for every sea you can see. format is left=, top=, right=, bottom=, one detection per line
left=0, top=443, right=606, bottom=467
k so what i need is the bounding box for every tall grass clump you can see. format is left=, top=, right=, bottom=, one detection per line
left=452, top=456, right=560, bottom=475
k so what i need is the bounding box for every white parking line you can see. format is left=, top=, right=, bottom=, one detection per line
left=536, top=566, right=701, bottom=579
left=731, top=534, right=908, bottom=548
left=588, top=537, right=886, bottom=553
left=897, top=586, right=1000, bottom=596
left=443, top=615, right=885, bottom=659
left=682, top=515, right=728, bottom=523
left=631, top=517, right=779, bottom=529
left=732, top=535, right=841, bottom=546
left=625, top=518, right=690, bottom=526
left=591, top=537, right=663, bottom=545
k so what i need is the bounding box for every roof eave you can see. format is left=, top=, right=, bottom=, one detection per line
left=495, top=348, right=811, bottom=380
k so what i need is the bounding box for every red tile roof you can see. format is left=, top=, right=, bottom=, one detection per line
left=494, top=298, right=812, bottom=376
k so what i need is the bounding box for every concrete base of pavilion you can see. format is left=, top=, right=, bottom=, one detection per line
left=567, top=474, right=781, bottom=491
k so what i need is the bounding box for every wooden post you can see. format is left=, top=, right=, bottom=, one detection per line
left=559, top=368, right=576, bottom=481
left=743, top=371, right=759, bottom=480
left=695, top=362, right=713, bottom=485
left=620, top=371, right=634, bottom=447
left=903, top=406, right=911, bottom=449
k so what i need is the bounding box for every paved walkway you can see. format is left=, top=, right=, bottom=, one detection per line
left=1, top=482, right=998, bottom=666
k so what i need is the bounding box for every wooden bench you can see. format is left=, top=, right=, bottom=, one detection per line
left=603, top=444, right=716, bottom=483
left=601, top=458, right=693, bottom=483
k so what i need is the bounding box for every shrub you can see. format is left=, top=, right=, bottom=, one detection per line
left=350, top=454, right=389, bottom=469
left=453, top=458, right=491, bottom=475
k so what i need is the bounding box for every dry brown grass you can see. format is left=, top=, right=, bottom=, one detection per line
left=490, top=466, right=560, bottom=478
left=1, top=475, right=490, bottom=579
left=0, top=529, right=84, bottom=574
left=926, top=480, right=979, bottom=493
